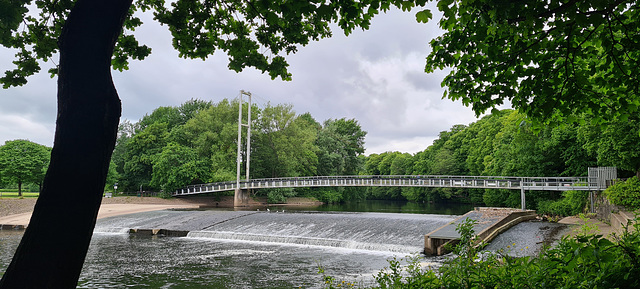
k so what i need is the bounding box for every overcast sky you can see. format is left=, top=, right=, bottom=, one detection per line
left=0, top=5, right=487, bottom=155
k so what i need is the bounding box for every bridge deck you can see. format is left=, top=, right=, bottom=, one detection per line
left=173, top=175, right=602, bottom=197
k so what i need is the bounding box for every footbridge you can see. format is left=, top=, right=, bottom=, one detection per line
left=174, top=175, right=600, bottom=196
left=174, top=168, right=616, bottom=208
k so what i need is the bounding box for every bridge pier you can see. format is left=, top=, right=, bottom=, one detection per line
left=234, top=188, right=250, bottom=207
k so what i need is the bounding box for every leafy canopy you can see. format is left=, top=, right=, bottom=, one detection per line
left=1, top=0, right=431, bottom=88
left=0, top=139, right=51, bottom=194
left=424, top=0, right=640, bottom=124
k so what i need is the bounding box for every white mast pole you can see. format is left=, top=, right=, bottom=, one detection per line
left=245, top=92, right=252, bottom=181
left=236, top=91, right=243, bottom=190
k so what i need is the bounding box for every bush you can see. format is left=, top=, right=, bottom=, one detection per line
left=158, top=191, right=173, bottom=199
left=265, top=188, right=297, bottom=204
left=605, top=177, right=640, bottom=210
left=537, top=190, right=588, bottom=217
left=309, top=188, right=344, bottom=203
left=483, top=189, right=510, bottom=207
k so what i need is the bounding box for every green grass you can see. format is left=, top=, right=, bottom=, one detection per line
left=0, top=192, right=40, bottom=198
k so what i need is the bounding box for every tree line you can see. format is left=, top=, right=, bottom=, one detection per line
left=3, top=101, right=638, bottom=209
left=361, top=109, right=640, bottom=214
left=105, top=98, right=640, bottom=211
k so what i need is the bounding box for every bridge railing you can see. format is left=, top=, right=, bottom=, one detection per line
left=520, top=176, right=594, bottom=190
left=173, top=175, right=599, bottom=196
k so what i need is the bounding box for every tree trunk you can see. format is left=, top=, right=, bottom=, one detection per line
left=17, top=182, right=22, bottom=197
left=0, top=0, right=131, bottom=287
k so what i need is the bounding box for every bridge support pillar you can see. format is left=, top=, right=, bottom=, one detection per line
left=520, top=187, right=526, bottom=211
left=234, top=188, right=250, bottom=207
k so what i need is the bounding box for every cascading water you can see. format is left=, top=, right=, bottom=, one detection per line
left=92, top=227, right=131, bottom=234
left=186, top=211, right=454, bottom=254
left=93, top=210, right=455, bottom=255
left=79, top=209, right=457, bottom=288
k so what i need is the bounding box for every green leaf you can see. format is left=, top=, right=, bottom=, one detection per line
left=415, top=9, right=432, bottom=23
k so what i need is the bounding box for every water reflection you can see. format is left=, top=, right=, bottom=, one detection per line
left=274, top=200, right=474, bottom=215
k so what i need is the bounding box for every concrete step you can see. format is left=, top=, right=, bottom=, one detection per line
left=619, top=211, right=636, bottom=221
left=610, top=211, right=637, bottom=234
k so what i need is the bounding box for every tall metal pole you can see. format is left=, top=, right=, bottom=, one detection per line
left=245, top=92, right=252, bottom=181
left=236, top=92, right=243, bottom=190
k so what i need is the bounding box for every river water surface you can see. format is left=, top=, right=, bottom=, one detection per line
left=0, top=201, right=564, bottom=288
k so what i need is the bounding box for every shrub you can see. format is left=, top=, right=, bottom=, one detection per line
left=537, top=190, right=588, bottom=217
left=265, top=188, right=296, bottom=204
left=309, top=188, right=343, bottom=203
left=483, top=189, right=510, bottom=207
left=605, top=177, right=640, bottom=210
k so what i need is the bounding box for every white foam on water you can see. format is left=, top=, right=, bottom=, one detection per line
left=186, top=230, right=422, bottom=254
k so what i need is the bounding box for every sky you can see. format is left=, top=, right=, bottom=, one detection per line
left=0, top=5, right=487, bottom=155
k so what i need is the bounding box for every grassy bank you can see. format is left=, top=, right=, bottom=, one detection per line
left=0, top=192, right=39, bottom=198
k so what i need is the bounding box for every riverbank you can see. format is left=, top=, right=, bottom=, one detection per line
left=0, top=196, right=324, bottom=227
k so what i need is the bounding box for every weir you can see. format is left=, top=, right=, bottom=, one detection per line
left=92, top=207, right=544, bottom=258
left=93, top=209, right=457, bottom=254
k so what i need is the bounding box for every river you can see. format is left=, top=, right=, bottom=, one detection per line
left=0, top=201, right=564, bottom=288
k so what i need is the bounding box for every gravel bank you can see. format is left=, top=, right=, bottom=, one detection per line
left=0, top=199, right=37, bottom=218
left=1, top=195, right=322, bottom=219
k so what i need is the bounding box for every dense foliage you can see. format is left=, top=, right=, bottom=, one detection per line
left=322, top=217, right=640, bottom=288
left=605, top=177, right=640, bottom=210
left=0, top=140, right=51, bottom=196
left=115, top=101, right=640, bottom=210
left=111, top=98, right=367, bottom=202
left=424, top=0, right=640, bottom=126
left=536, top=190, right=589, bottom=217
left=1, top=0, right=432, bottom=88
left=362, top=110, right=604, bottom=209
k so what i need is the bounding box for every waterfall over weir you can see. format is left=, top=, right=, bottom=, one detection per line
left=94, top=209, right=457, bottom=254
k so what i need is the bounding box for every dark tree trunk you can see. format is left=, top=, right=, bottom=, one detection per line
left=0, top=0, right=131, bottom=287
left=17, top=182, right=22, bottom=197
